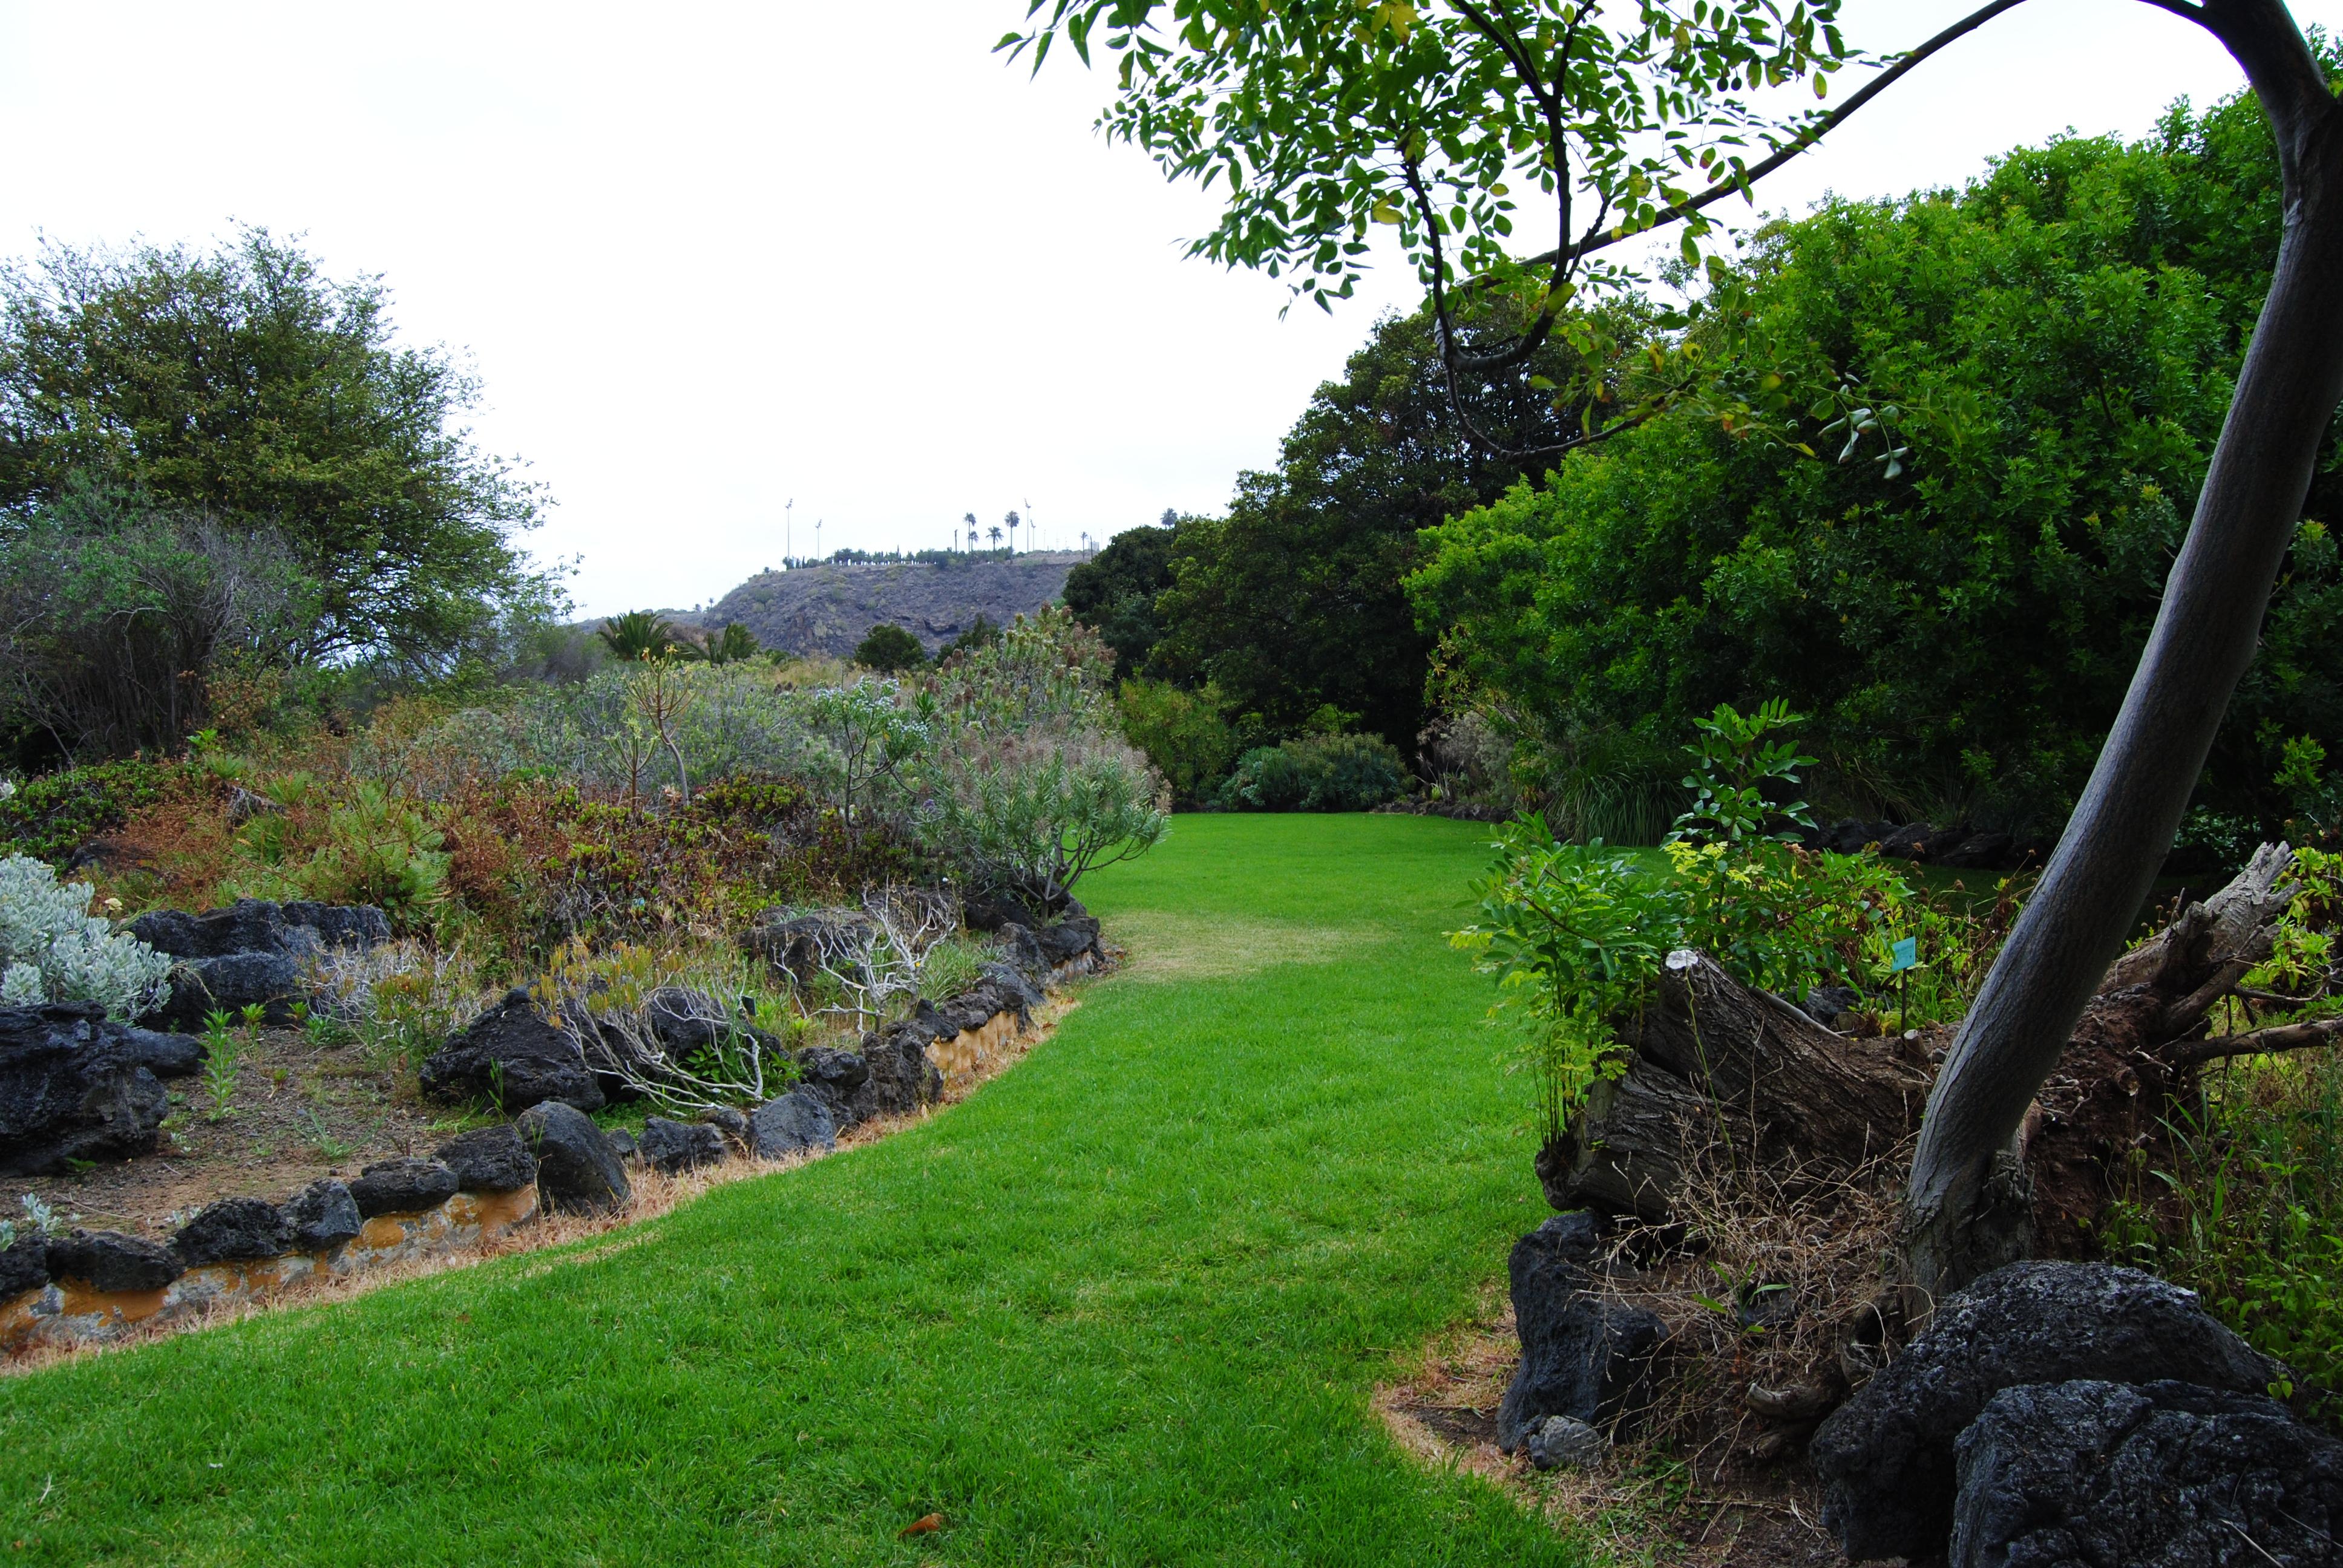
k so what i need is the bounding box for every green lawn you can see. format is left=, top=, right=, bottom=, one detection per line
left=0, top=815, right=1584, bottom=1567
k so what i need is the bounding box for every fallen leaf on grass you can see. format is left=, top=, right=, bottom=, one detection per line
left=897, top=1514, right=944, bottom=1539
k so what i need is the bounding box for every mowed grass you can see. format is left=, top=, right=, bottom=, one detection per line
left=0, top=814, right=1582, bottom=1567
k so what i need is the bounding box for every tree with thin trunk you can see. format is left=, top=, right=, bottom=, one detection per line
left=1011, top=0, right=2343, bottom=1300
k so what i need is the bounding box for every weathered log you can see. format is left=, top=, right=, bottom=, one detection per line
left=1555, top=950, right=1931, bottom=1220
left=1553, top=845, right=2308, bottom=1238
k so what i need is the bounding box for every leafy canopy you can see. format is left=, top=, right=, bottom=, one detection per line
left=1146, top=303, right=1619, bottom=753
left=1008, top=0, right=1866, bottom=446
left=1409, top=85, right=2343, bottom=829
left=0, top=229, right=546, bottom=665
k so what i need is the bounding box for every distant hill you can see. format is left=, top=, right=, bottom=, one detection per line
left=696, top=552, right=1085, bottom=658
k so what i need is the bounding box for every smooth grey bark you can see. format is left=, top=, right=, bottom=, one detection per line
left=1902, top=0, right=2343, bottom=1300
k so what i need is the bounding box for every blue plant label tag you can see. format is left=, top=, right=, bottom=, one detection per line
left=1890, top=936, right=1919, bottom=972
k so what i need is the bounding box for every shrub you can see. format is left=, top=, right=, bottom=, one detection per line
left=303, top=937, right=488, bottom=1069
left=0, top=855, right=171, bottom=1019
left=1217, top=732, right=1407, bottom=811
left=920, top=609, right=1168, bottom=904
left=853, top=623, right=926, bottom=673
left=0, top=495, right=321, bottom=760
left=922, top=730, right=1168, bottom=908
left=1116, top=679, right=1234, bottom=803
left=0, top=759, right=185, bottom=865
left=1417, top=707, right=1518, bottom=819
left=223, top=780, right=450, bottom=927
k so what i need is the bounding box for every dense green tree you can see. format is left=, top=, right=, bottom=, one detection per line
left=1411, top=89, right=2342, bottom=833
left=853, top=622, right=927, bottom=673
left=1062, top=524, right=1176, bottom=679
left=1149, top=304, right=1630, bottom=753
left=0, top=228, right=546, bottom=667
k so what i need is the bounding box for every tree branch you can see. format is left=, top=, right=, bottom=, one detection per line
left=2171, top=1014, right=2343, bottom=1066
left=1509, top=0, right=2038, bottom=273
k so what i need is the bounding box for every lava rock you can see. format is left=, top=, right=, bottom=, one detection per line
left=1527, top=1415, right=1611, bottom=1471
left=1811, top=1261, right=2289, bottom=1563
left=0, top=1002, right=171, bottom=1174
left=791, top=1046, right=871, bottom=1127
left=47, top=1228, right=183, bottom=1293
left=421, top=989, right=605, bottom=1114
left=750, top=1088, right=837, bottom=1159
left=517, top=1100, right=631, bottom=1215
left=130, top=898, right=386, bottom=1028
left=962, top=892, right=1045, bottom=933
left=172, top=1197, right=293, bottom=1265
left=643, top=986, right=726, bottom=1053
left=1802, top=985, right=1863, bottom=1028
left=433, top=1125, right=537, bottom=1193
left=844, top=1019, right=945, bottom=1126
left=975, top=962, right=1044, bottom=1019
left=1875, top=823, right=1941, bottom=861
left=992, top=924, right=1047, bottom=981
left=277, top=901, right=392, bottom=950
left=638, top=1116, right=727, bottom=1175
left=605, top=1127, right=638, bottom=1161
left=114, top=1025, right=202, bottom=1079
left=0, top=1236, right=48, bottom=1299
left=1497, top=1212, right=1665, bottom=1448
left=1951, top=1379, right=2343, bottom=1568
left=347, top=1157, right=460, bottom=1217
left=1935, top=831, right=2014, bottom=871
left=701, top=1105, right=751, bottom=1150
left=742, top=907, right=876, bottom=988
left=280, top=1179, right=363, bottom=1252
left=1035, top=915, right=1102, bottom=969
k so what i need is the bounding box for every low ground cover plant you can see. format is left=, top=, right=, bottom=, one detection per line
left=0, top=855, right=170, bottom=1019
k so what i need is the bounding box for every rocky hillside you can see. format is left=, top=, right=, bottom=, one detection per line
left=698, top=552, right=1084, bottom=658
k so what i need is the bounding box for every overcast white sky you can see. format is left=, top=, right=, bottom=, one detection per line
left=0, top=1, right=2328, bottom=616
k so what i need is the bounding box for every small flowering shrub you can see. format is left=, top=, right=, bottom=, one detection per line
left=0, top=854, right=172, bottom=1019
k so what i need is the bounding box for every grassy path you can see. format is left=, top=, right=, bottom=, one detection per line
left=0, top=815, right=1583, bottom=1566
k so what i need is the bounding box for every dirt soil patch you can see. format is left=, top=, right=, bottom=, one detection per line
left=15, top=1025, right=470, bottom=1238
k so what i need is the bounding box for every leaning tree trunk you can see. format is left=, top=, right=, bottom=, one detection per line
left=1902, top=0, right=2343, bottom=1299
left=1554, top=846, right=2323, bottom=1255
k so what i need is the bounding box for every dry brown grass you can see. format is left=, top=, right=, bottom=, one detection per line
left=1107, top=909, right=1363, bottom=982
left=1372, top=1135, right=1901, bottom=1567
left=0, top=993, right=1077, bottom=1377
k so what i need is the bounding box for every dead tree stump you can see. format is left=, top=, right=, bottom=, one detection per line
left=1548, top=844, right=2320, bottom=1248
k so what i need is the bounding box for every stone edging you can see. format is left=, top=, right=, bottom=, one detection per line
left=0, top=973, right=1077, bottom=1364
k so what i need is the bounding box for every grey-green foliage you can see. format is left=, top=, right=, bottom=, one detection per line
left=0, top=854, right=171, bottom=1019
left=365, top=663, right=817, bottom=802
left=917, top=607, right=1168, bottom=904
